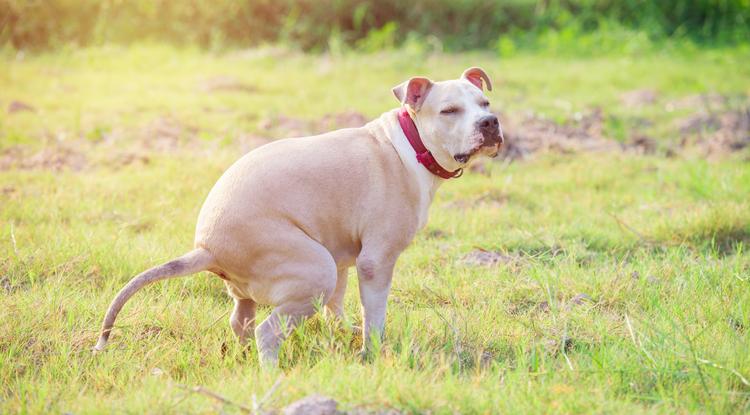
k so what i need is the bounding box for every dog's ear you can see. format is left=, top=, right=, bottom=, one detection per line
left=461, top=67, right=492, bottom=91
left=392, top=77, right=433, bottom=112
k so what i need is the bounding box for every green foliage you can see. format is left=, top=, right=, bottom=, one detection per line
left=1, top=0, right=748, bottom=51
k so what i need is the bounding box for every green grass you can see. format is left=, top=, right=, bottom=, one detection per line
left=1, top=45, right=749, bottom=413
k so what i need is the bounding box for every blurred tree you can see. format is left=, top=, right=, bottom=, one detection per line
left=0, top=0, right=747, bottom=50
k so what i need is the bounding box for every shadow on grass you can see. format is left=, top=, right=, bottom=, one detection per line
left=471, top=224, right=748, bottom=270
left=654, top=220, right=750, bottom=257
left=693, top=226, right=750, bottom=256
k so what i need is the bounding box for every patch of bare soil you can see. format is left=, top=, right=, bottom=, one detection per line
left=676, top=107, right=750, bottom=156
left=259, top=115, right=312, bottom=138
left=235, top=133, right=273, bottom=154
left=258, top=111, right=368, bottom=138
left=666, top=93, right=730, bottom=112
left=316, top=111, right=369, bottom=132
left=0, top=145, right=87, bottom=171
left=569, top=293, right=593, bottom=307
left=498, top=109, right=620, bottom=160
left=140, top=116, right=200, bottom=151
left=0, top=276, right=12, bottom=293
left=197, top=76, right=258, bottom=94
left=106, top=151, right=151, bottom=168
left=627, top=134, right=659, bottom=155
left=492, top=94, right=749, bottom=162
left=620, top=89, right=658, bottom=108
left=0, top=119, right=193, bottom=173
left=5, top=92, right=745, bottom=175
left=460, top=248, right=520, bottom=267
left=97, top=116, right=226, bottom=166
left=444, top=190, right=509, bottom=210
left=7, top=100, right=36, bottom=114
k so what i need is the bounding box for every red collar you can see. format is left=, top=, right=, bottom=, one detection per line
left=397, top=107, right=463, bottom=179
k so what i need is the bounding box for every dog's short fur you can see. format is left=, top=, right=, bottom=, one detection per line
left=94, top=68, right=503, bottom=366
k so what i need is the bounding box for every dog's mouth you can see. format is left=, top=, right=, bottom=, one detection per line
left=453, top=152, right=473, bottom=164
left=453, top=140, right=502, bottom=164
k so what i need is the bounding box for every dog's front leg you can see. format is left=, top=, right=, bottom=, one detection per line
left=356, top=254, right=396, bottom=357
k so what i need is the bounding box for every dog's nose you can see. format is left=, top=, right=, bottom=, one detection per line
left=478, top=115, right=499, bottom=131
left=477, top=115, right=502, bottom=143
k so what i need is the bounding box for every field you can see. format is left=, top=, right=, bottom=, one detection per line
left=1, top=45, right=750, bottom=413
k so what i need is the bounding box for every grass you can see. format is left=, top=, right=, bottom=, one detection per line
left=1, top=45, right=749, bottom=413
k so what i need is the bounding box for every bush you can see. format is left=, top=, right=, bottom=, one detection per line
left=0, top=0, right=748, bottom=51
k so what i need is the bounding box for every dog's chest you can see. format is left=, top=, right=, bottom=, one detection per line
left=415, top=177, right=438, bottom=230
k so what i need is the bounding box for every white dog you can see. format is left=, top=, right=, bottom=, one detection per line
left=95, top=67, right=503, bottom=366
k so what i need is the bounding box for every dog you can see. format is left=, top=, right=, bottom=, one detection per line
left=94, top=67, right=503, bottom=366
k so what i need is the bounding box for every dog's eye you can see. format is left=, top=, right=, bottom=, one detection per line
left=480, top=101, right=490, bottom=108
left=440, top=107, right=460, bottom=115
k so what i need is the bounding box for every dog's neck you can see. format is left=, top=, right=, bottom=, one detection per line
left=397, top=107, right=463, bottom=179
left=369, top=109, right=444, bottom=229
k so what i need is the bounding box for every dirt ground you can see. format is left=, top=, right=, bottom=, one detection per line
left=2, top=92, right=748, bottom=172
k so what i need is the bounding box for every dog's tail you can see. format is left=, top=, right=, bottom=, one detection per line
left=93, top=248, right=214, bottom=351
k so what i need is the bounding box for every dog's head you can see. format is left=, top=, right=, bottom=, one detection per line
left=392, top=67, right=503, bottom=171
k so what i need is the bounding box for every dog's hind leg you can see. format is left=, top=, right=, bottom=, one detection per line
left=254, top=302, right=317, bottom=367
left=253, top=239, right=337, bottom=367
left=230, top=298, right=257, bottom=345
left=324, top=267, right=349, bottom=319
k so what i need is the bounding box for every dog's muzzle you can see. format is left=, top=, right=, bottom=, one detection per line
left=453, top=116, right=504, bottom=163
left=477, top=115, right=503, bottom=145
